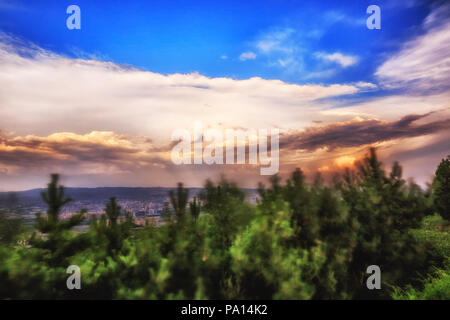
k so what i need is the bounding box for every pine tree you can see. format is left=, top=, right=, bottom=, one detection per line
left=31, top=174, right=87, bottom=268
left=41, top=174, right=72, bottom=224
left=93, top=197, right=135, bottom=255
left=105, top=197, right=121, bottom=226
left=34, top=174, right=85, bottom=234
left=339, top=148, right=428, bottom=298
left=189, top=197, right=201, bottom=222
left=199, top=178, right=248, bottom=249
left=169, top=183, right=189, bottom=221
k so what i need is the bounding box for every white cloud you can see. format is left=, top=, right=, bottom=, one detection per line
left=354, top=81, right=377, bottom=90
left=303, top=69, right=336, bottom=80
left=251, top=27, right=309, bottom=73
left=322, top=11, right=365, bottom=26
left=239, top=51, right=256, bottom=61
left=316, top=52, right=358, bottom=68
left=256, top=28, right=295, bottom=54
left=0, top=33, right=447, bottom=189
left=0, top=34, right=364, bottom=143
left=252, top=26, right=359, bottom=74
left=375, top=4, right=450, bottom=91
left=220, top=55, right=227, bottom=59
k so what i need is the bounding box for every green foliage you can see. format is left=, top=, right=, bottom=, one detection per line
left=230, top=199, right=324, bottom=299
left=393, top=268, right=450, bottom=300
left=0, top=150, right=448, bottom=299
left=432, top=156, right=450, bottom=220
left=410, top=214, right=450, bottom=265
left=0, top=214, right=22, bottom=245
left=169, top=183, right=189, bottom=220
left=393, top=214, right=450, bottom=300
left=198, top=178, right=252, bottom=251
left=89, top=197, right=135, bottom=257
left=29, top=174, right=88, bottom=269
left=105, top=197, right=121, bottom=226
left=189, top=197, right=201, bottom=222
left=41, top=174, right=72, bottom=222
left=257, top=169, right=356, bottom=298
left=336, top=149, right=430, bottom=298
left=0, top=193, right=23, bottom=245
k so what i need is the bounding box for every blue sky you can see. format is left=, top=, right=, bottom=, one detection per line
left=0, top=0, right=430, bottom=85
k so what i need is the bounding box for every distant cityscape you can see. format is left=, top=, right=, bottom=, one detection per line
left=0, top=187, right=259, bottom=229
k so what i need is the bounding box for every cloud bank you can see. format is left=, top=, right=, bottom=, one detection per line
left=0, top=4, right=449, bottom=190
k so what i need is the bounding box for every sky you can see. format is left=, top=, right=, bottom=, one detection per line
left=0, top=0, right=449, bottom=190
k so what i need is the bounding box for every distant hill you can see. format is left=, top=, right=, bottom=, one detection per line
left=0, top=186, right=259, bottom=227
left=0, top=187, right=258, bottom=208
left=0, top=187, right=200, bottom=206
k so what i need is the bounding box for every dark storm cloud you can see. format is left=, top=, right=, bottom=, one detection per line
left=280, top=112, right=450, bottom=152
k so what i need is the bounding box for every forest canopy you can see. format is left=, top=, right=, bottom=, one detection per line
left=0, top=149, right=449, bottom=299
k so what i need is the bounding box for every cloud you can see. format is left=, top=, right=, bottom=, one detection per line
left=0, top=131, right=172, bottom=172
left=280, top=112, right=450, bottom=152
left=303, top=69, right=336, bottom=80
left=251, top=26, right=360, bottom=75
left=322, top=10, right=365, bottom=27
left=0, top=32, right=364, bottom=142
left=0, top=33, right=377, bottom=189
left=0, top=129, right=275, bottom=190
left=0, top=29, right=448, bottom=189
left=316, top=52, right=358, bottom=68
left=239, top=51, right=256, bottom=61
left=354, top=82, right=377, bottom=90
left=256, top=28, right=295, bottom=54
left=252, top=27, right=304, bottom=71
left=375, top=3, right=450, bottom=91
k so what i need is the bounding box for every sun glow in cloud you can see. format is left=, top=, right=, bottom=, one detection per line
left=335, top=156, right=356, bottom=168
